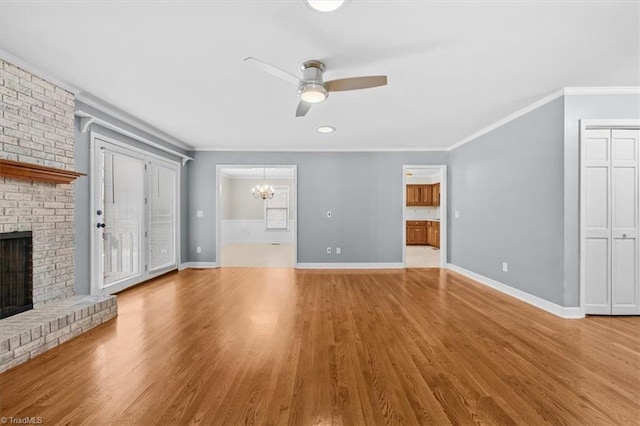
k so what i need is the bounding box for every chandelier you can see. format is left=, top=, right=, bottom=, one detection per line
left=252, top=168, right=275, bottom=200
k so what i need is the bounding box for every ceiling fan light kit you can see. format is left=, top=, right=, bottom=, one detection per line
left=305, top=0, right=346, bottom=13
left=298, top=83, right=327, bottom=103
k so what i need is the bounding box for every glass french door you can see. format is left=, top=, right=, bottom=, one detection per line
left=93, top=137, right=179, bottom=294
left=148, top=162, right=177, bottom=271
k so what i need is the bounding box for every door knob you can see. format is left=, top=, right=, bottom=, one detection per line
left=96, top=223, right=106, bottom=229
left=622, top=233, right=627, bottom=238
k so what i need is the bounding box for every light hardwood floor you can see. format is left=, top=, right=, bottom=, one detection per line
left=1, top=268, right=638, bottom=425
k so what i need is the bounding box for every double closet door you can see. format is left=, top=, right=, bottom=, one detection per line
left=582, top=128, right=639, bottom=315
left=92, top=137, right=179, bottom=295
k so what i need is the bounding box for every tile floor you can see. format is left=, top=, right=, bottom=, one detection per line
left=221, top=243, right=294, bottom=267
left=221, top=243, right=440, bottom=268
left=405, top=245, right=441, bottom=268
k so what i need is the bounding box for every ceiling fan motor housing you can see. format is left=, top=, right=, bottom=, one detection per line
left=297, top=60, right=328, bottom=103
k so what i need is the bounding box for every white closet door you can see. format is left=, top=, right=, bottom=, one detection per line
left=583, top=129, right=613, bottom=314
left=610, top=130, right=639, bottom=314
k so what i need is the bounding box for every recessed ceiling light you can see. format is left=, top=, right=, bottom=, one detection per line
left=316, top=126, right=335, bottom=134
left=305, top=0, right=346, bottom=13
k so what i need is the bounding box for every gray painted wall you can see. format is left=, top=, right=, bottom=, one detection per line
left=186, top=151, right=448, bottom=264
left=448, top=98, right=566, bottom=305
left=562, top=94, right=640, bottom=306
left=449, top=93, right=640, bottom=308
left=74, top=100, right=190, bottom=295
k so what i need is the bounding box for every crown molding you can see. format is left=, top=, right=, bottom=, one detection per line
left=0, top=48, right=80, bottom=94
left=76, top=94, right=194, bottom=151
left=2, top=47, right=636, bottom=154
left=77, top=110, right=194, bottom=165
left=448, top=86, right=640, bottom=152
left=563, top=86, right=640, bottom=95
left=194, top=146, right=449, bottom=152
left=0, top=48, right=194, bottom=151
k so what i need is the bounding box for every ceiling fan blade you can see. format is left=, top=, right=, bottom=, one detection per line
left=244, top=57, right=300, bottom=85
left=325, top=76, right=388, bottom=92
left=296, top=101, right=312, bottom=117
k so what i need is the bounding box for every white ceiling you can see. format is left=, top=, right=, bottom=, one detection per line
left=1, top=1, right=638, bottom=151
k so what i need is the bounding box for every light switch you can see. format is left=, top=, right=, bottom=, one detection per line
left=197, top=210, right=204, bottom=217
left=454, top=211, right=459, bottom=218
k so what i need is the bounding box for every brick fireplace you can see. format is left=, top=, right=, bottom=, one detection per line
left=0, top=59, right=76, bottom=304
left=0, top=58, right=117, bottom=373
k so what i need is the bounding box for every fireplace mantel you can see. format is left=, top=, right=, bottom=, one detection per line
left=0, top=159, right=85, bottom=184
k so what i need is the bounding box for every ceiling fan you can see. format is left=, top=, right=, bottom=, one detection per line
left=244, top=57, right=388, bottom=117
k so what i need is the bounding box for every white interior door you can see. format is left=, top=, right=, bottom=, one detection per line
left=583, top=129, right=612, bottom=314
left=610, top=129, right=639, bottom=314
left=582, top=128, right=639, bottom=315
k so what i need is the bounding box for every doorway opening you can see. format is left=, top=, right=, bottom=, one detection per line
left=216, top=165, right=297, bottom=268
left=402, top=165, right=447, bottom=268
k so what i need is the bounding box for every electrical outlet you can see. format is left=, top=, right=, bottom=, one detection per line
left=327, top=211, right=332, bottom=218
left=327, top=247, right=332, bottom=254
left=197, top=210, right=204, bottom=218
left=502, top=262, right=508, bottom=272
left=197, top=246, right=202, bottom=254
left=336, top=247, right=341, bottom=254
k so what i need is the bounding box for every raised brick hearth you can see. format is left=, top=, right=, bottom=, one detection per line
left=0, top=295, right=117, bottom=373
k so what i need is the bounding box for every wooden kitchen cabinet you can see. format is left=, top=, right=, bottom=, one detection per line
left=432, top=183, right=440, bottom=206
left=406, top=221, right=428, bottom=245
left=406, top=184, right=437, bottom=207
left=406, top=185, right=421, bottom=206
left=426, top=221, right=434, bottom=246
left=420, top=185, right=433, bottom=206
left=407, top=220, right=440, bottom=247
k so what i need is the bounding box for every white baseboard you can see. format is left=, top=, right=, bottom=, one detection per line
left=179, top=262, right=219, bottom=270
left=446, top=263, right=584, bottom=319
left=296, top=262, right=404, bottom=269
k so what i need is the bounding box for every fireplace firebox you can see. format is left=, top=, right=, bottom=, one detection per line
left=0, top=231, right=33, bottom=319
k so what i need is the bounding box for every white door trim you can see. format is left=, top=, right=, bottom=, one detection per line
left=215, top=164, right=298, bottom=267
left=579, top=119, right=640, bottom=316
left=402, top=165, right=447, bottom=268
